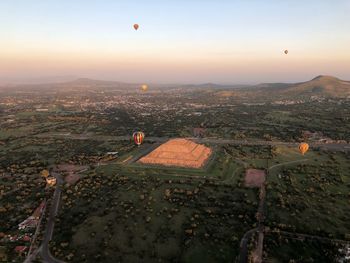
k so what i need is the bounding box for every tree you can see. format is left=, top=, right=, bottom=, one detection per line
left=40, top=169, right=50, bottom=178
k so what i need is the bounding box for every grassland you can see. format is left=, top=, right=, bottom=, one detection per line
left=263, top=233, right=345, bottom=263
left=265, top=146, right=350, bottom=240
left=52, top=169, right=258, bottom=263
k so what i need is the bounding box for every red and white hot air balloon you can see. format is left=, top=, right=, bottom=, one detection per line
left=133, top=131, right=145, bottom=146
left=133, top=24, right=139, bottom=30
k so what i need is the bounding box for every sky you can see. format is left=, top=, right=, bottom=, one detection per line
left=1, top=0, right=350, bottom=84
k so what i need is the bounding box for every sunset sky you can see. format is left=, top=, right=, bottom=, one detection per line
left=1, top=0, right=350, bottom=84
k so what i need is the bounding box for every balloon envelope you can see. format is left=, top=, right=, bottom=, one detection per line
left=141, top=84, right=148, bottom=91
left=299, top=143, right=309, bottom=155
left=133, top=132, right=145, bottom=146
left=284, top=50, right=288, bottom=54
left=133, top=24, right=139, bottom=30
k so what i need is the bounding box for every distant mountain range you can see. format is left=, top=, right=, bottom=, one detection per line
left=1, top=75, right=350, bottom=97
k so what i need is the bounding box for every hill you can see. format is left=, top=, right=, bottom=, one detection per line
left=0, top=78, right=141, bottom=92
left=52, top=78, right=139, bottom=90
left=2, top=75, right=349, bottom=98
left=282, top=75, right=350, bottom=97
left=254, top=75, right=350, bottom=98
left=213, top=75, right=350, bottom=99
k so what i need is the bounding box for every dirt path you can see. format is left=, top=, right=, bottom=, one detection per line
left=268, top=159, right=309, bottom=171
left=238, top=158, right=310, bottom=263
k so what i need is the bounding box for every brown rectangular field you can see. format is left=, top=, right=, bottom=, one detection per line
left=245, top=169, right=266, bottom=187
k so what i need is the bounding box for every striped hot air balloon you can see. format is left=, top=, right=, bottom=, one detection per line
left=298, top=142, right=309, bottom=155
left=133, top=132, right=145, bottom=146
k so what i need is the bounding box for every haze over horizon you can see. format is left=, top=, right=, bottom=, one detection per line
left=1, top=0, right=350, bottom=84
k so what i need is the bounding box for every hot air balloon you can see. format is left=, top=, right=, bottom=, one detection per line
left=133, top=132, right=145, bottom=146
left=141, top=84, right=148, bottom=92
left=299, top=143, right=309, bottom=155
left=284, top=50, right=288, bottom=55
left=133, top=24, right=139, bottom=30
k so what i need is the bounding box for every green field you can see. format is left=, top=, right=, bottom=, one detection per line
left=266, top=146, right=350, bottom=240
left=264, top=233, right=346, bottom=263
left=53, top=169, right=258, bottom=263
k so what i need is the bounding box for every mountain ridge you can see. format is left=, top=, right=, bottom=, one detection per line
left=1, top=75, right=349, bottom=97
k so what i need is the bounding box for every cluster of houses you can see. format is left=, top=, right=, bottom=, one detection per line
left=0, top=233, right=32, bottom=261
left=0, top=201, right=46, bottom=261
left=18, top=201, right=46, bottom=230
left=0, top=170, right=56, bottom=260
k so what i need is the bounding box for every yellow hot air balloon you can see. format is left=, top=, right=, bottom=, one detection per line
left=299, top=143, right=309, bottom=155
left=141, top=84, right=148, bottom=92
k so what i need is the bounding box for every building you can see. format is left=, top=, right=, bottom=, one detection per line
left=46, top=176, right=57, bottom=187
left=22, top=235, right=31, bottom=242
left=18, top=201, right=46, bottom=229
left=106, top=151, right=118, bottom=156
left=18, top=219, right=37, bottom=230
left=14, top=246, right=27, bottom=256
left=32, top=201, right=45, bottom=219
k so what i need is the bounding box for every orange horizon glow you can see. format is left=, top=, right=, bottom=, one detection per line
left=1, top=0, right=350, bottom=83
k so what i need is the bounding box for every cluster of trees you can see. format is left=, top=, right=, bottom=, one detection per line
left=52, top=170, right=258, bottom=262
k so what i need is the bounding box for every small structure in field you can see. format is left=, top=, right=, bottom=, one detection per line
left=245, top=169, right=266, bottom=188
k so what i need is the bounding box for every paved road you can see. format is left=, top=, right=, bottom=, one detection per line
left=36, top=133, right=168, bottom=143
left=238, top=228, right=259, bottom=263
left=40, top=173, right=66, bottom=263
